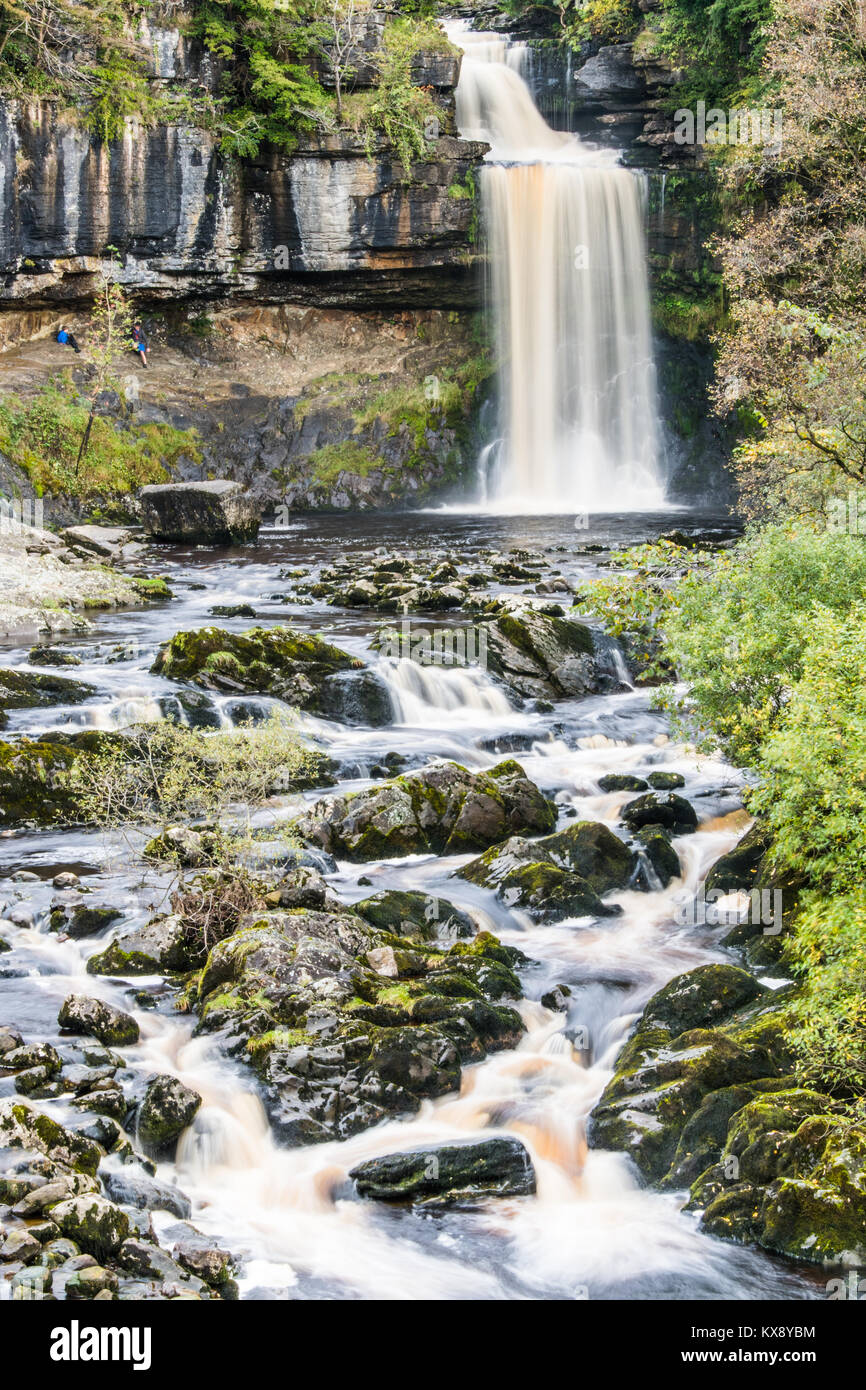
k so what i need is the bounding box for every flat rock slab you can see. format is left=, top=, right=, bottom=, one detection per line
left=140, top=481, right=261, bottom=545
left=349, top=1137, right=536, bottom=1203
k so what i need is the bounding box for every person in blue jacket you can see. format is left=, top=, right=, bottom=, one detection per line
left=56, top=326, right=81, bottom=353
left=131, top=322, right=148, bottom=367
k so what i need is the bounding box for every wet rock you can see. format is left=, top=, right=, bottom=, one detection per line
left=151, top=622, right=370, bottom=722
left=142, top=825, right=209, bottom=868
left=140, top=480, right=261, bottom=545
left=49, top=1195, right=130, bottom=1258
left=136, top=1075, right=202, bottom=1155
left=620, top=791, right=698, bottom=835
left=0, top=736, right=82, bottom=826
left=0, top=1099, right=103, bottom=1176
left=350, top=1136, right=536, bottom=1204
left=646, top=770, right=686, bottom=790
left=87, top=915, right=195, bottom=976
left=196, top=908, right=525, bottom=1144
left=588, top=967, right=778, bottom=1182
left=475, top=606, right=615, bottom=701
left=460, top=819, right=635, bottom=919
left=52, top=871, right=80, bottom=889
left=163, top=1222, right=236, bottom=1287
left=0, top=1026, right=23, bottom=1055
left=49, top=901, right=124, bottom=939
left=705, top=824, right=771, bottom=895
left=58, top=994, right=140, bottom=1048
left=315, top=669, right=393, bottom=727
left=104, top=1169, right=191, bottom=1220
left=2, top=1042, right=62, bottom=1075
left=353, top=890, right=474, bottom=943
left=598, top=773, right=648, bottom=792
left=0, top=1226, right=41, bottom=1263
left=0, top=666, right=95, bottom=729
left=292, top=758, right=555, bottom=860
left=633, top=825, right=681, bottom=888
left=65, top=1263, right=119, bottom=1299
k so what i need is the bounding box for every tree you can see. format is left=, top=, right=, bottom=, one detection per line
left=76, top=252, right=132, bottom=474
left=324, top=0, right=370, bottom=121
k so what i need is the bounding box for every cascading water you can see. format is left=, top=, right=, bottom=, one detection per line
left=450, top=24, right=667, bottom=514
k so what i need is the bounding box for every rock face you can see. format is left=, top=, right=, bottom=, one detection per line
left=140, top=481, right=261, bottom=544
left=349, top=1137, right=536, bottom=1203
left=0, top=101, right=486, bottom=310
left=480, top=607, right=619, bottom=701
left=291, top=759, right=556, bottom=860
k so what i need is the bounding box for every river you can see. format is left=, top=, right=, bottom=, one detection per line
left=0, top=512, right=821, bottom=1299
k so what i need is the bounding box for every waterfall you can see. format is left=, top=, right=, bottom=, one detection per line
left=450, top=25, right=667, bottom=515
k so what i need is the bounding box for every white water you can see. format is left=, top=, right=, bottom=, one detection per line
left=450, top=23, right=667, bottom=514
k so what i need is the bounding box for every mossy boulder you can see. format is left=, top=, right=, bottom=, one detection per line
left=705, top=823, right=771, bottom=894
left=291, top=759, right=555, bottom=860
left=598, top=773, right=648, bottom=792
left=478, top=606, right=613, bottom=700
left=194, top=907, right=525, bottom=1144
left=0, top=736, right=81, bottom=826
left=0, top=1099, right=103, bottom=1176
left=151, top=623, right=387, bottom=721
left=86, top=915, right=196, bottom=976
left=621, top=790, right=698, bottom=835
left=459, top=819, right=636, bottom=920
left=49, top=1195, right=130, bottom=1259
left=634, top=825, right=681, bottom=887
left=58, top=994, right=140, bottom=1048
left=137, top=1074, right=202, bottom=1155
left=349, top=1137, right=536, bottom=1204
left=640, top=964, right=765, bottom=1036
left=0, top=667, right=95, bottom=730
left=353, top=890, right=475, bottom=942
left=588, top=966, right=780, bottom=1182
left=49, top=901, right=123, bottom=939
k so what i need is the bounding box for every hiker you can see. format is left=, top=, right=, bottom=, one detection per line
left=56, top=326, right=81, bottom=354
left=131, top=322, right=148, bottom=368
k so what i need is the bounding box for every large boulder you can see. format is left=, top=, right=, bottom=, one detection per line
left=705, top=823, right=771, bottom=894
left=291, top=759, right=555, bottom=860
left=349, top=1137, right=536, bottom=1203
left=479, top=606, right=616, bottom=701
left=353, top=891, right=475, bottom=943
left=58, top=994, right=140, bottom=1048
left=588, top=966, right=778, bottom=1182
left=139, top=480, right=261, bottom=545
left=87, top=915, right=196, bottom=976
left=620, top=791, right=698, bottom=835
left=150, top=623, right=388, bottom=723
left=195, top=908, right=525, bottom=1144
left=49, top=1194, right=130, bottom=1258
left=459, top=819, right=636, bottom=921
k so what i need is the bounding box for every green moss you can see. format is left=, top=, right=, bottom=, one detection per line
left=246, top=1028, right=314, bottom=1057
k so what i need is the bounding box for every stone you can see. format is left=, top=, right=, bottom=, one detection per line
left=292, top=759, right=556, bottom=860
left=49, top=1195, right=130, bottom=1258
left=353, top=890, right=475, bottom=943
left=0, top=666, right=95, bottom=729
left=104, top=1169, right=191, bottom=1220
left=164, top=1222, right=235, bottom=1286
left=646, top=770, right=686, bottom=790
left=58, top=994, right=140, bottom=1048
left=620, top=791, right=698, bottom=834
left=140, top=481, right=261, bottom=544
left=86, top=915, right=195, bottom=976
left=705, top=823, right=771, bottom=894
left=49, top=901, right=124, bottom=939
left=65, top=1264, right=119, bottom=1299
left=137, top=1075, right=202, bottom=1155
left=634, top=825, right=681, bottom=887
left=0, top=1226, right=41, bottom=1262
left=350, top=1137, right=536, bottom=1203
left=598, top=773, right=648, bottom=792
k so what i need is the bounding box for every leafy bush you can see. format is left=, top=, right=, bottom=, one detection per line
left=661, top=525, right=866, bottom=765
left=0, top=381, right=198, bottom=500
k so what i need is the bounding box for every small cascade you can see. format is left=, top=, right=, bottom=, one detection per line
left=377, top=656, right=513, bottom=723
